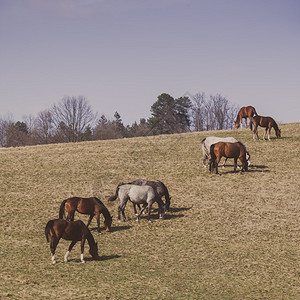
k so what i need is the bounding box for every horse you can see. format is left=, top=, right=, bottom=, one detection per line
left=59, top=197, right=112, bottom=233
left=201, top=136, right=251, bottom=168
left=235, top=106, right=257, bottom=130
left=45, top=219, right=99, bottom=264
left=209, top=142, right=249, bottom=174
left=108, top=183, right=166, bottom=222
left=128, top=179, right=171, bottom=212
left=252, top=115, right=281, bottom=140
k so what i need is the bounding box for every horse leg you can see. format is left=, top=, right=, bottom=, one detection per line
left=86, top=215, right=93, bottom=227
left=96, top=212, right=102, bottom=233
left=245, top=118, right=248, bottom=128
left=215, top=157, right=221, bottom=174
left=263, top=128, right=267, bottom=140
left=203, top=154, right=208, bottom=168
left=268, top=126, right=271, bottom=141
left=222, top=158, right=227, bottom=168
left=147, top=203, right=154, bottom=222
left=64, top=240, right=77, bottom=262
left=136, top=205, right=147, bottom=221
left=67, top=210, right=75, bottom=221
left=119, top=202, right=128, bottom=222
left=234, top=158, right=238, bottom=172
left=50, top=237, right=59, bottom=264
left=80, top=238, right=86, bottom=263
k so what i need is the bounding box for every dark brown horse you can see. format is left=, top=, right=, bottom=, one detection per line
left=45, top=219, right=99, bottom=264
left=252, top=115, right=281, bottom=140
left=209, top=142, right=249, bottom=174
left=59, top=197, right=112, bottom=233
left=235, top=106, right=257, bottom=130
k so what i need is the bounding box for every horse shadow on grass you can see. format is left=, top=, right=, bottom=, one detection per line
left=219, top=164, right=270, bottom=175
left=67, top=254, right=121, bottom=263
left=90, top=225, right=131, bottom=233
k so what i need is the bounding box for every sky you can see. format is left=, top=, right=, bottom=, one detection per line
left=1, top=0, right=299, bottom=125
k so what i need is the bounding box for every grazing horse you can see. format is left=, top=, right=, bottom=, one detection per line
left=209, top=142, right=249, bottom=174
left=108, top=183, right=166, bottom=222
left=128, top=179, right=171, bottom=211
left=45, top=219, right=99, bottom=264
left=252, top=115, right=281, bottom=140
left=59, top=197, right=112, bottom=233
left=201, top=136, right=251, bottom=168
left=235, top=106, right=257, bottom=130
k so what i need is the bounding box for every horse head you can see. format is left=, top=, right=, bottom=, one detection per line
left=89, top=242, right=100, bottom=260
left=276, top=129, right=281, bottom=138
left=159, top=205, right=166, bottom=219
left=104, top=215, right=112, bottom=232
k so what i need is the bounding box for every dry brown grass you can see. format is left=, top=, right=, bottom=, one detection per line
left=0, top=123, right=299, bottom=299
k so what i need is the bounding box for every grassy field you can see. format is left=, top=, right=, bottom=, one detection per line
left=0, top=123, right=299, bottom=299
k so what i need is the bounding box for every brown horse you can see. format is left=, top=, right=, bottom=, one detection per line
left=235, top=106, right=257, bottom=130
left=252, top=115, right=281, bottom=140
left=59, top=197, right=112, bottom=233
left=209, top=142, right=249, bottom=174
left=45, top=219, right=99, bottom=264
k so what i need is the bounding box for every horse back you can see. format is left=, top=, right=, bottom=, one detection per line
left=61, top=220, right=86, bottom=241
left=214, top=142, right=245, bottom=158
left=128, top=185, right=156, bottom=203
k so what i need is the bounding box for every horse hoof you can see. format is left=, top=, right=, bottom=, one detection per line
left=118, top=220, right=121, bottom=223
left=52, top=261, right=57, bottom=265
left=81, top=260, right=85, bottom=264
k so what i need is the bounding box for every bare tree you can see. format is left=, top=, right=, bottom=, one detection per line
left=191, top=92, right=206, bottom=131
left=51, top=96, right=97, bottom=142
left=33, top=109, right=55, bottom=144
left=0, top=116, right=14, bottom=147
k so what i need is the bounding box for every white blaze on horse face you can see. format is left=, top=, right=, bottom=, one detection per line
left=64, top=251, right=70, bottom=262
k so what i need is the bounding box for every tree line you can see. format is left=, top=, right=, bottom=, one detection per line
left=0, top=93, right=239, bottom=147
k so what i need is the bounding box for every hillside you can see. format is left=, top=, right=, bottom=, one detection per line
left=0, top=122, right=299, bottom=299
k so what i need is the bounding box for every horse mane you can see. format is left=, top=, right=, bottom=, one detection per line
left=237, top=141, right=247, bottom=153
left=235, top=112, right=241, bottom=124
left=93, top=197, right=112, bottom=221
left=83, top=223, right=97, bottom=248
left=272, top=119, right=279, bottom=131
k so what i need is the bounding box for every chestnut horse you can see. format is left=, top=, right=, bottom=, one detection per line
left=209, top=142, right=248, bottom=174
left=252, top=115, right=281, bottom=140
left=59, top=197, right=112, bottom=233
left=235, top=106, right=257, bottom=130
left=45, top=219, right=99, bottom=264
left=201, top=136, right=251, bottom=168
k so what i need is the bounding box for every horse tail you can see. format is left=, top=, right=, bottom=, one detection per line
left=59, top=199, right=68, bottom=219
left=45, top=220, right=54, bottom=242
left=210, top=144, right=216, bottom=161
left=108, top=183, right=122, bottom=202
left=201, top=138, right=207, bottom=154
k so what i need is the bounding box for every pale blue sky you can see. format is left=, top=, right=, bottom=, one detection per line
left=1, top=0, right=299, bottom=125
